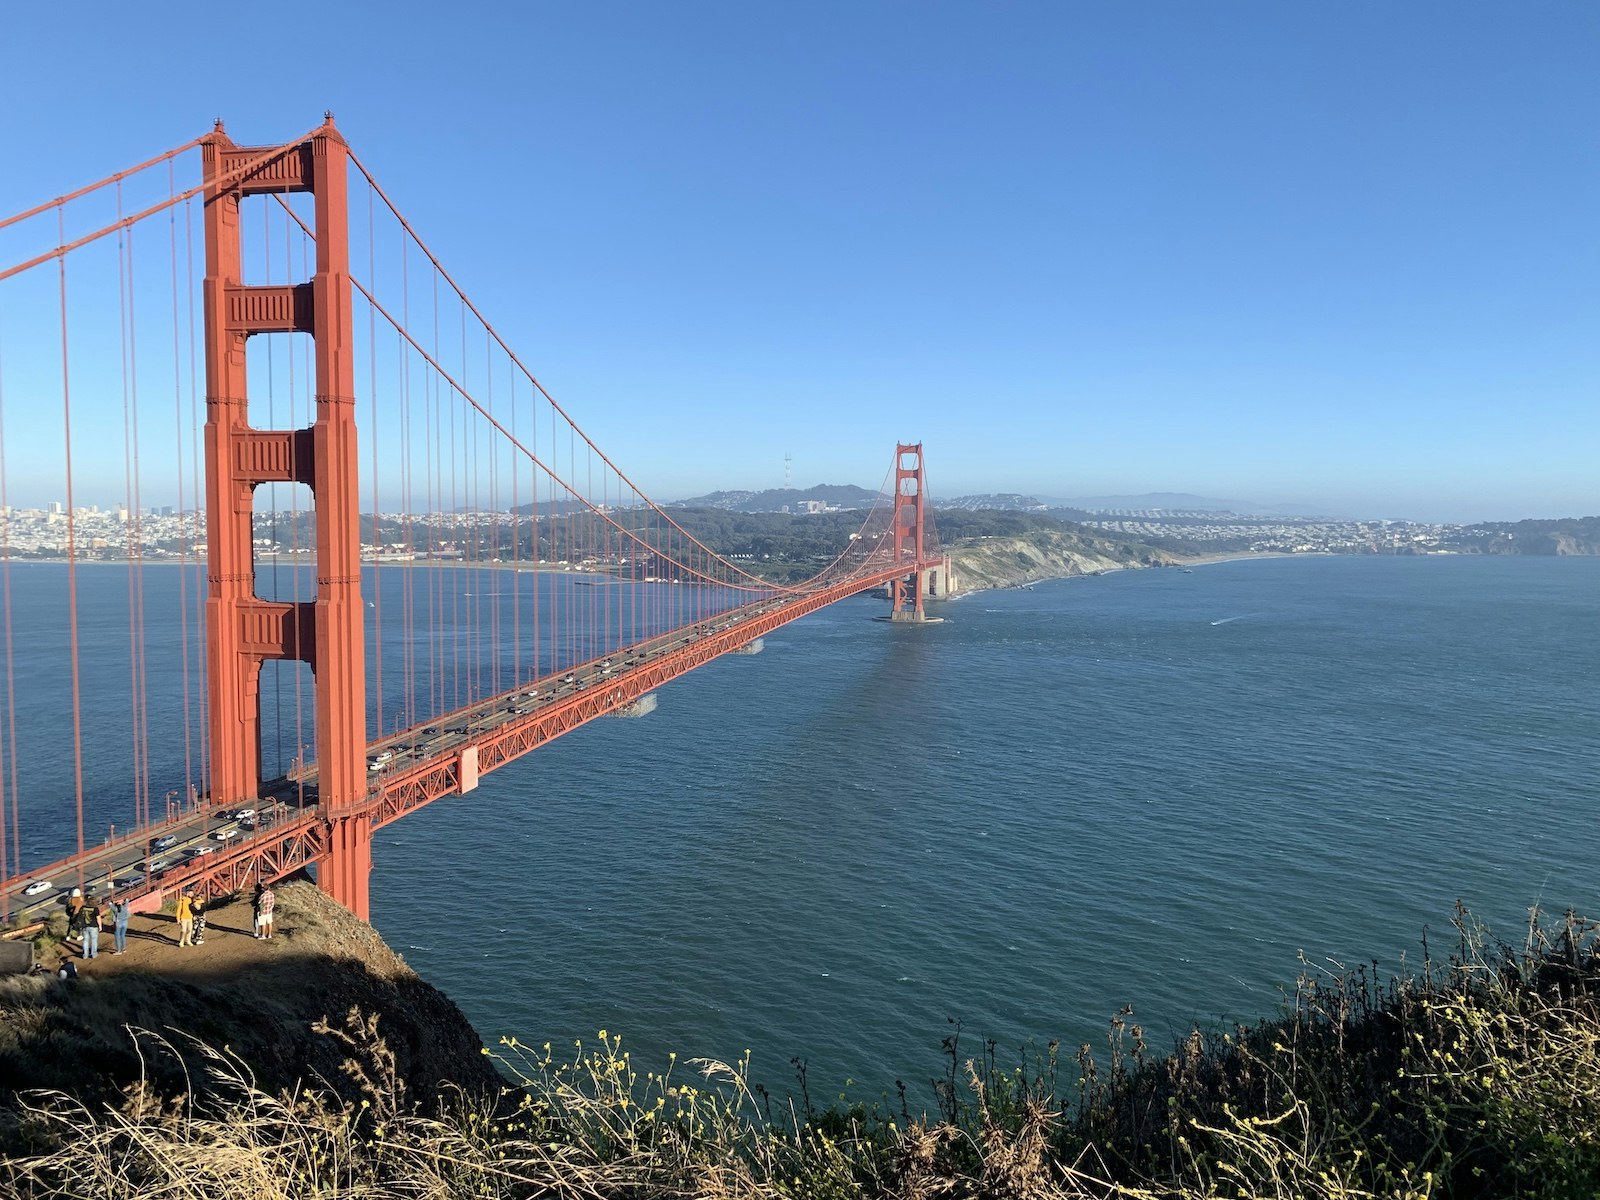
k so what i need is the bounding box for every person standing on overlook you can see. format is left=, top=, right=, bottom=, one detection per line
left=175, top=890, right=194, bottom=947
left=254, top=884, right=276, bottom=939
left=65, top=888, right=84, bottom=948
left=79, top=898, right=101, bottom=959
left=68, top=893, right=96, bottom=957
left=108, top=897, right=131, bottom=954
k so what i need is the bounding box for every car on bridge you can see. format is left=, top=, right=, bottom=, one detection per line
left=213, top=828, right=239, bottom=841
left=115, top=872, right=145, bottom=888
left=188, top=844, right=216, bottom=858
left=153, top=835, right=178, bottom=850
left=230, top=807, right=256, bottom=820
left=23, top=879, right=51, bottom=897
left=150, top=857, right=172, bottom=872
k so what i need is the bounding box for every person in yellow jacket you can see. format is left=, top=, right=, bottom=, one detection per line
left=175, top=890, right=195, bottom=947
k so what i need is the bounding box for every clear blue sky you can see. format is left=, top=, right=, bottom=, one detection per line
left=2, top=2, right=1596, bottom=522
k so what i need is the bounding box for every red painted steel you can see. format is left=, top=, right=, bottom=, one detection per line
left=889, top=442, right=929, bottom=620
left=4, top=122, right=944, bottom=924
left=201, top=118, right=368, bottom=916
left=141, top=561, right=937, bottom=903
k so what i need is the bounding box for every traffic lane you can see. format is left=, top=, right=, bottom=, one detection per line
left=4, top=802, right=295, bottom=921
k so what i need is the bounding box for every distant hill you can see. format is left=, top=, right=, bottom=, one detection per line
left=668, top=484, right=881, bottom=513
left=1051, top=492, right=1333, bottom=518
left=938, top=493, right=1051, bottom=512
left=1446, top=515, right=1600, bottom=556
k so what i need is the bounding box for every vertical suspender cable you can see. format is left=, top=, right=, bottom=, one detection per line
left=171, top=163, right=197, bottom=820
left=292, top=209, right=308, bottom=781
left=119, top=186, right=153, bottom=835
left=448, top=290, right=461, bottom=711
left=458, top=301, right=471, bottom=707
left=487, top=327, right=499, bottom=698
left=400, top=238, right=415, bottom=729
left=264, top=198, right=284, bottom=772
left=131, top=213, right=152, bottom=832
left=58, top=207, right=87, bottom=888
left=430, top=271, right=442, bottom=720
left=369, top=183, right=382, bottom=739
left=537, top=374, right=544, bottom=684
left=0, top=321, right=11, bottom=912
left=510, top=360, right=520, bottom=684
left=186, top=194, right=207, bottom=807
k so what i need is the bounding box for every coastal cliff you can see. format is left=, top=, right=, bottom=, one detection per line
left=0, top=878, right=499, bottom=1144
left=945, top=528, right=1177, bottom=592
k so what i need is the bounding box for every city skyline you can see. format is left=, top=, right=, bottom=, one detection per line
left=2, top=3, right=1595, bottom=526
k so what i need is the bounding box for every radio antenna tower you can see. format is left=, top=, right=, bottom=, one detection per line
left=785, top=451, right=793, bottom=490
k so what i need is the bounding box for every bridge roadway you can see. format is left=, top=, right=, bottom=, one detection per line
left=3, top=562, right=935, bottom=924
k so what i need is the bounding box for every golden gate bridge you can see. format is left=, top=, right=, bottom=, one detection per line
left=0, top=118, right=948, bottom=923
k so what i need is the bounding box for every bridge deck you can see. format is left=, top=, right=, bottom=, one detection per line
left=4, top=559, right=942, bottom=922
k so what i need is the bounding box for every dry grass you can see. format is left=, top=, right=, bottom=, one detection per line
left=5, top=905, right=1600, bottom=1199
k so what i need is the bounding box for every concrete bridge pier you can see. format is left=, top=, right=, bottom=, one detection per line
left=888, top=556, right=956, bottom=622
left=920, top=555, right=956, bottom=599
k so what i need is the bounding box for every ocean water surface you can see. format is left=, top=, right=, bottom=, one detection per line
left=363, top=554, right=1600, bottom=1098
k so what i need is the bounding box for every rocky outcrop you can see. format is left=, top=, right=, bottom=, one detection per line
left=947, top=529, right=1177, bottom=592
left=0, top=879, right=500, bottom=1134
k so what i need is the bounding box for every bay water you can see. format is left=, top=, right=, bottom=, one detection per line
left=5, top=553, right=1595, bottom=1101
left=364, top=554, right=1600, bottom=1099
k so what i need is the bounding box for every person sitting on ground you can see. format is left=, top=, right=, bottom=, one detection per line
left=56, top=957, right=77, bottom=981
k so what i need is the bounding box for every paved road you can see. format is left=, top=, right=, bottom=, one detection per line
left=3, top=597, right=793, bottom=924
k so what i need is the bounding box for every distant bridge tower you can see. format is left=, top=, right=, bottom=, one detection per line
left=888, top=442, right=931, bottom=621
left=201, top=118, right=370, bottom=917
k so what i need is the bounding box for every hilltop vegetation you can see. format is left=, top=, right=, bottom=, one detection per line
left=8, top=896, right=1599, bottom=1198
left=1445, top=515, right=1600, bottom=556
left=646, top=507, right=1174, bottom=586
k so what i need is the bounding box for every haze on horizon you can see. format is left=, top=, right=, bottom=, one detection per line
left=1, top=2, right=1594, bottom=529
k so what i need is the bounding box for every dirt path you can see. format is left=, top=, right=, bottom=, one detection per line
left=50, top=891, right=286, bottom=980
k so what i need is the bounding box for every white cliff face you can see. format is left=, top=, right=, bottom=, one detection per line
left=946, top=530, right=1175, bottom=592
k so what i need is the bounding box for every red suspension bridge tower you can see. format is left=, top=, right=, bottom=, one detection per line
left=201, top=117, right=370, bottom=915
left=0, top=117, right=952, bottom=927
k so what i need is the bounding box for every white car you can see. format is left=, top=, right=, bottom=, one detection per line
left=23, top=879, right=51, bottom=897
left=213, top=828, right=239, bottom=841
left=188, top=844, right=216, bottom=857
left=153, top=835, right=178, bottom=850
left=230, top=807, right=256, bottom=820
